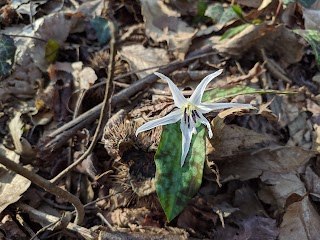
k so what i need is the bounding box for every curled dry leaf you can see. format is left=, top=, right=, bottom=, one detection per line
left=0, top=145, right=31, bottom=213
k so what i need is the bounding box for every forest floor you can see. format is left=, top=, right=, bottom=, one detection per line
left=0, top=0, right=320, bottom=239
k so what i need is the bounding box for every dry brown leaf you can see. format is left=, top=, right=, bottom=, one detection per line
left=258, top=172, right=306, bottom=209
left=120, top=45, right=170, bottom=79
left=214, top=23, right=304, bottom=67
left=0, top=145, right=31, bottom=213
left=141, top=0, right=197, bottom=59
left=313, top=124, right=320, bottom=152
left=234, top=185, right=267, bottom=216
left=215, top=216, right=279, bottom=240
left=207, top=124, right=270, bottom=158
left=307, top=99, right=320, bottom=124
left=8, top=112, right=35, bottom=159
left=217, top=146, right=314, bottom=181
left=279, top=196, right=320, bottom=240
left=271, top=93, right=306, bottom=128
left=303, top=166, right=320, bottom=198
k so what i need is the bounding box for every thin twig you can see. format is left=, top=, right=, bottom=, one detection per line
left=43, top=51, right=217, bottom=152
left=50, top=3, right=117, bottom=184
left=0, top=154, right=84, bottom=225
left=97, top=212, right=115, bottom=231
left=17, top=203, right=96, bottom=240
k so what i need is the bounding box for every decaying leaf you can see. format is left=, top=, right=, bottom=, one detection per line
left=303, top=166, right=320, bottom=199
left=0, top=146, right=31, bottom=213
left=258, top=172, right=306, bottom=209
left=120, top=44, right=170, bottom=79
left=30, top=12, right=73, bottom=70
left=214, top=23, right=304, bottom=67
left=0, top=215, right=27, bottom=239
left=217, top=146, right=315, bottom=181
left=141, top=0, right=197, bottom=59
left=207, top=124, right=270, bottom=158
left=303, top=8, right=320, bottom=31
left=8, top=112, right=35, bottom=159
left=279, top=196, right=320, bottom=240
left=215, top=216, right=279, bottom=239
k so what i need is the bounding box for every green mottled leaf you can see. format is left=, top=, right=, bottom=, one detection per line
left=294, top=29, right=320, bottom=66
left=202, top=85, right=295, bottom=103
left=0, top=35, right=16, bottom=77
left=155, top=122, right=206, bottom=222
left=220, top=24, right=249, bottom=40
left=90, top=17, right=110, bottom=46
left=45, top=39, right=60, bottom=63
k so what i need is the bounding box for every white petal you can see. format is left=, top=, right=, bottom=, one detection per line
left=135, top=109, right=182, bottom=136
left=197, top=112, right=213, bottom=138
left=180, top=121, right=193, bottom=167
left=154, top=72, right=187, bottom=108
left=198, top=103, right=252, bottom=114
left=189, top=69, right=223, bottom=105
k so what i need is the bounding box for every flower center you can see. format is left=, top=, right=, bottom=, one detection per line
left=182, top=102, right=200, bottom=128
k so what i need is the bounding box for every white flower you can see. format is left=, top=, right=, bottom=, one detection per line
left=136, top=69, right=252, bottom=166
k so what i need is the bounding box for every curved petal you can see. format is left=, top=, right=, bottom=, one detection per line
left=180, top=120, right=193, bottom=167
left=197, top=112, right=213, bottom=138
left=135, top=109, right=182, bottom=136
left=198, top=103, right=253, bottom=114
left=189, top=69, right=223, bottom=105
left=154, top=72, right=187, bottom=108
